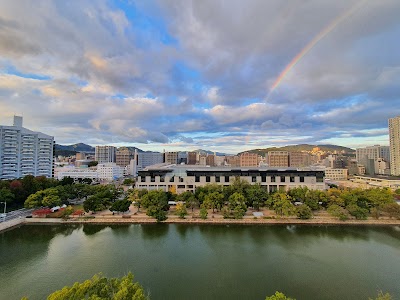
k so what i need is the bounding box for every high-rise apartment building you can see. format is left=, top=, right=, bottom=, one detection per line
left=389, top=116, right=400, bottom=176
left=95, top=146, right=116, bottom=163
left=356, top=145, right=390, bottom=175
left=0, top=116, right=54, bottom=180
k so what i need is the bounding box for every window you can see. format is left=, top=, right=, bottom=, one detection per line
left=178, top=185, right=185, bottom=189
left=300, top=176, right=304, bottom=183
left=261, top=176, right=266, bottom=182
left=160, top=177, right=165, bottom=182
left=215, top=176, right=220, bottom=182
left=317, top=177, right=323, bottom=182
left=140, top=176, right=145, bottom=182
left=290, top=176, right=295, bottom=183
left=225, top=176, right=230, bottom=182
left=280, top=176, right=286, bottom=182
left=179, top=177, right=184, bottom=182
left=271, top=176, right=276, bottom=182
left=252, top=176, right=257, bottom=183
left=151, top=176, right=155, bottom=182
left=195, top=176, right=200, bottom=182
left=188, top=185, right=193, bottom=189
left=206, top=176, right=210, bottom=182
left=169, top=176, right=175, bottom=182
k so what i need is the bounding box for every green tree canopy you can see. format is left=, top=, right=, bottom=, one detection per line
left=44, top=272, right=148, bottom=300
left=265, top=291, right=295, bottom=300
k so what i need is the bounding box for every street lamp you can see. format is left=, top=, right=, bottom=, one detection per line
left=0, top=201, right=6, bottom=220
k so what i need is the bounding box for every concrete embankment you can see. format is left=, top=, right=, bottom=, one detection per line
left=21, top=216, right=400, bottom=227
left=0, top=217, right=25, bottom=232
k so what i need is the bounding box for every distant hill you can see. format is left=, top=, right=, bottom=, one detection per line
left=55, top=143, right=95, bottom=152
left=239, top=144, right=355, bottom=156
left=191, top=149, right=229, bottom=156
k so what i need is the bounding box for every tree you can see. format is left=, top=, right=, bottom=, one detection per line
left=24, top=188, right=61, bottom=208
left=228, top=192, right=247, bottom=219
left=203, top=191, right=224, bottom=213
left=369, top=291, right=393, bottom=300
left=382, top=203, right=400, bottom=219
left=265, top=291, right=295, bottom=300
left=88, top=161, right=98, bottom=167
left=199, top=206, right=208, bottom=219
left=346, top=204, right=369, bottom=220
left=44, top=273, right=148, bottom=300
left=0, top=188, right=15, bottom=205
left=296, top=204, right=312, bottom=219
left=177, top=191, right=198, bottom=213
left=327, top=204, right=349, bottom=221
left=110, top=200, right=131, bottom=214
left=267, top=193, right=295, bottom=217
left=246, top=184, right=268, bottom=210
left=175, top=202, right=187, bottom=219
left=123, top=178, right=134, bottom=185
left=140, top=190, right=169, bottom=221
left=60, top=176, right=74, bottom=186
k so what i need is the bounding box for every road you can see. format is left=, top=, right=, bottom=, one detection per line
left=0, top=208, right=35, bottom=222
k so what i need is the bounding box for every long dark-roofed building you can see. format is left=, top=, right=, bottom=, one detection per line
left=136, top=164, right=325, bottom=193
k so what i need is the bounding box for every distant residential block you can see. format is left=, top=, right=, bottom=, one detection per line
left=0, top=116, right=54, bottom=180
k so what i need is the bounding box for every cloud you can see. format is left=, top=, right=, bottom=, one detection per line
left=0, top=0, right=399, bottom=152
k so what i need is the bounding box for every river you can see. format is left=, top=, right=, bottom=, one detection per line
left=1, top=224, right=399, bottom=300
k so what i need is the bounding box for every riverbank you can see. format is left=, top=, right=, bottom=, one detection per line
left=24, top=215, right=400, bottom=226
left=2, top=209, right=400, bottom=233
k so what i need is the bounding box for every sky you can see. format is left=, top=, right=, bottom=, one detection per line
left=0, top=0, right=399, bottom=153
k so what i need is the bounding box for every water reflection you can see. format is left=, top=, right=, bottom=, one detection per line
left=140, top=224, right=169, bottom=239
left=82, top=224, right=108, bottom=236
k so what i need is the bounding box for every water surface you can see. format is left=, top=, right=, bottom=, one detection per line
left=1, top=224, right=399, bottom=300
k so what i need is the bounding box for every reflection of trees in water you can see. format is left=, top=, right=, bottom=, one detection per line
left=140, top=224, right=169, bottom=239
left=108, top=224, right=131, bottom=236
left=82, top=224, right=109, bottom=236
left=0, top=224, right=80, bottom=269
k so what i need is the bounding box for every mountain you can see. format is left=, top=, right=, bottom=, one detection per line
left=55, top=143, right=95, bottom=152
left=239, top=144, right=355, bottom=156
left=191, top=149, right=229, bottom=156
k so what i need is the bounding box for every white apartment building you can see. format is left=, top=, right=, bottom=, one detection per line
left=136, top=164, right=325, bottom=194
left=389, top=116, right=400, bottom=176
left=95, top=146, right=116, bottom=163
left=0, top=116, right=54, bottom=180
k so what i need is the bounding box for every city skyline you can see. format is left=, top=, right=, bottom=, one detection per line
left=1, top=1, right=400, bottom=153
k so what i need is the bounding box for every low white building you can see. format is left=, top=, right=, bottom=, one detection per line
left=57, top=167, right=98, bottom=181
left=136, top=164, right=325, bottom=194
left=97, top=163, right=124, bottom=181
left=56, top=163, right=124, bottom=181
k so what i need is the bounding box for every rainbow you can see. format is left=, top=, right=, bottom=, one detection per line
left=269, top=0, right=366, bottom=95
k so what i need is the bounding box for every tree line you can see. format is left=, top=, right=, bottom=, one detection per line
left=129, top=178, right=400, bottom=221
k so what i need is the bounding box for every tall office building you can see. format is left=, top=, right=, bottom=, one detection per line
left=0, top=116, right=54, bottom=179
left=239, top=152, right=259, bottom=167
left=268, top=151, right=289, bottom=168
left=95, top=146, right=116, bottom=163
left=389, top=116, right=400, bottom=176
left=116, top=147, right=134, bottom=167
